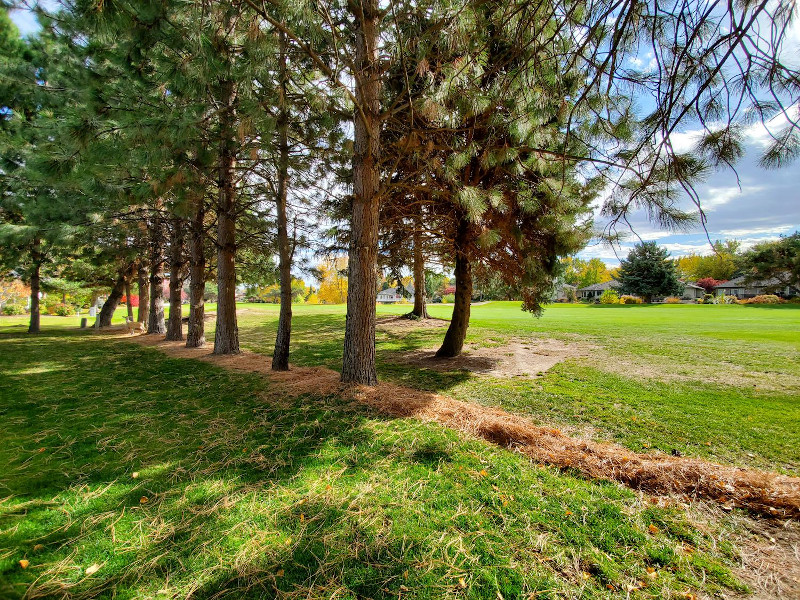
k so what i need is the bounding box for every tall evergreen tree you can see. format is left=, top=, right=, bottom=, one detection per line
left=616, top=242, right=684, bottom=302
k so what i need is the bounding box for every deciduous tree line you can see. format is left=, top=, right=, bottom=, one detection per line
left=1, top=0, right=797, bottom=384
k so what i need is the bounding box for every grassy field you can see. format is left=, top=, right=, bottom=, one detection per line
left=1, top=302, right=798, bottom=598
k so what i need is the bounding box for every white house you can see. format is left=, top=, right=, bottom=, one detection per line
left=681, top=282, right=705, bottom=300
left=577, top=281, right=620, bottom=300
left=376, top=285, right=414, bottom=303
left=714, top=276, right=799, bottom=299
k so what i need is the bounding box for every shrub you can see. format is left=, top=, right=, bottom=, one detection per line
left=742, top=294, right=784, bottom=304
left=788, top=296, right=800, bottom=304
left=2, top=303, right=25, bottom=315
left=305, top=293, right=320, bottom=305
left=695, top=277, right=725, bottom=293
left=620, top=295, right=642, bottom=304
left=565, top=287, right=577, bottom=303
left=702, top=293, right=716, bottom=304
left=664, top=296, right=682, bottom=304
left=442, top=294, right=455, bottom=303
left=46, top=302, right=75, bottom=316
left=599, top=289, right=620, bottom=304
left=722, top=295, right=738, bottom=304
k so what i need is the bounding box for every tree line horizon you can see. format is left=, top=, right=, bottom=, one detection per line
left=0, top=0, right=797, bottom=384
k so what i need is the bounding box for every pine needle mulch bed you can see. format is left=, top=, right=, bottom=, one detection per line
left=128, top=334, right=800, bottom=520
left=2, top=331, right=785, bottom=599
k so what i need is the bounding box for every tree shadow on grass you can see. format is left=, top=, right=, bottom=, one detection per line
left=0, top=332, right=746, bottom=599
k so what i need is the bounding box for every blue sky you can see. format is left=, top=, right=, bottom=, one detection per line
left=10, top=6, right=799, bottom=268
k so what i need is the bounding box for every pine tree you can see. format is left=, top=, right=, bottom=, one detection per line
left=616, top=242, right=684, bottom=303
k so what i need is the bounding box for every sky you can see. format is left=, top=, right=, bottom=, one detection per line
left=10, top=6, right=800, bottom=268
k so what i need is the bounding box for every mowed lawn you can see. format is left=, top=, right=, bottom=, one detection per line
left=233, top=301, right=798, bottom=475
left=0, top=302, right=797, bottom=598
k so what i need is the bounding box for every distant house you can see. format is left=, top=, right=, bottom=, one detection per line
left=577, top=280, right=620, bottom=300
left=713, top=276, right=799, bottom=299
left=376, top=285, right=414, bottom=303
left=681, top=282, right=705, bottom=301
left=553, top=283, right=576, bottom=302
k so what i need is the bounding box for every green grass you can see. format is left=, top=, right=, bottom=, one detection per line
left=4, top=301, right=799, bottom=475
left=0, top=330, right=747, bottom=598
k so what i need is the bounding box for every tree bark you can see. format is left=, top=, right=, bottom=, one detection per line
left=97, top=272, right=125, bottom=328
left=341, top=0, right=381, bottom=385
left=165, top=216, right=186, bottom=341
left=411, top=211, right=429, bottom=318
left=137, top=262, right=150, bottom=323
left=148, top=216, right=166, bottom=334
left=124, top=278, right=134, bottom=322
left=27, top=238, right=42, bottom=334
left=272, top=31, right=292, bottom=371
left=213, top=79, right=240, bottom=355
left=437, top=218, right=473, bottom=357
left=186, top=197, right=206, bottom=348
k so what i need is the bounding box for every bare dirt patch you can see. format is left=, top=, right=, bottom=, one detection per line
left=119, top=332, right=800, bottom=521
left=730, top=516, right=800, bottom=599
left=394, top=337, right=594, bottom=378
left=376, top=315, right=450, bottom=331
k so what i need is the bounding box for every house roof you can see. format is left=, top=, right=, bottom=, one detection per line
left=578, top=280, right=620, bottom=292
left=377, top=285, right=413, bottom=296
left=713, top=275, right=787, bottom=289
left=683, top=282, right=705, bottom=290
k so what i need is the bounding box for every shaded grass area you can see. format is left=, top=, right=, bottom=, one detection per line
left=0, top=331, right=746, bottom=599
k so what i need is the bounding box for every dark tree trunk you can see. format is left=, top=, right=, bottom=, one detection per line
left=213, top=80, right=240, bottom=355
left=98, top=272, right=125, bottom=328
left=124, top=278, right=134, bottom=322
left=437, top=218, right=473, bottom=357
left=341, top=0, right=381, bottom=385
left=27, top=238, right=42, bottom=334
left=272, top=32, right=292, bottom=371
left=186, top=197, right=206, bottom=348
left=137, top=263, right=150, bottom=323
left=411, top=212, right=429, bottom=319
left=165, top=216, right=186, bottom=341
left=148, top=216, right=166, bottom=334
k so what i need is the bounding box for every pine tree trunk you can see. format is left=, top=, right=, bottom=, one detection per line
left=165, top=216, right=185, bottom=341
left=186, top=198, right=206, bottom=348
left=27, top=238, right=41, bottom=334
left=213, top=80, right=240, bottom=355
left=124, top=279, right=134, bottom=322
left=98, top=272, right=125, bottom=328
left=148, top=216, right=166, bottom=334
left=437, top=219, right=473, bottom=357
left=137, top=263, right=150, bottom=323
left=411, top=213, right=428, bottom=318
left=341, top=0, right=381, bottom=385
left=272, top=32, right=292, bottom=371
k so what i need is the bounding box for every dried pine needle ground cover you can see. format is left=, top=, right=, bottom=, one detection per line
left=0, top=331, right=750, bottom=599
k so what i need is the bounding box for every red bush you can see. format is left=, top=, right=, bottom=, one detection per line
left=696, top=277, right=725, bottom=293
left=122, top=295, right=139, bottom=307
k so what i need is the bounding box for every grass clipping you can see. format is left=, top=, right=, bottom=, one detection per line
left=130, top=335, right=800, bottom=519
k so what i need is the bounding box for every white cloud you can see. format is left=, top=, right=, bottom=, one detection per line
left=718, top=224, right=795, bottom=237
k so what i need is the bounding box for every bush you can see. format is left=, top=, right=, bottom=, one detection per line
left=442, top=294, right=456, bottom=303
left=788, top=296, right=800, bottom=304
left=664, top=296, right=682, bottom=304
left=722, top=295, right=738, bottom=304
left=741, top=294, right=784, bottom=304
left=599, top=289, right=620, bottom=304
left=620, top=295, right=642, bottom=304
left=702, top=294, right=716, bottom=304
left=2, top=304, right=25, bottom=315
left=46, top=302, right=75, bottom=316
